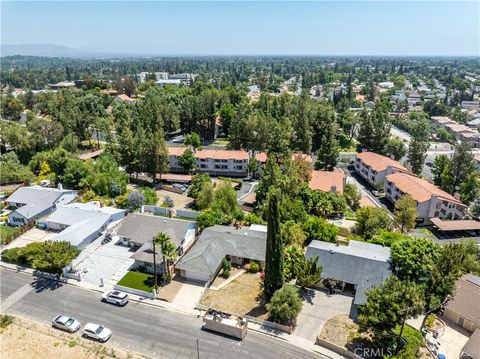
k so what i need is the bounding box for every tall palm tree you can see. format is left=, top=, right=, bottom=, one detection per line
left=154, top=232, right=177, bottom=284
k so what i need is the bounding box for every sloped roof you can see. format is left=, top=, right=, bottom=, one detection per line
left=305, top=240, right=391, bottom=305
left=309, top=170, right=346, bottom=193
left=42, top=203, right=126, bottom=246
left=445, top=274, right=480, bottom=327
left=386, top=172, right=465, bottom=206
left=462, top=329, right=480, bottom=359
left=116, top=213, right=196, bottom=247
left=175, top=225, right=266, bottom=277
left=356, top=151, right=408, bottom=173
left=7, top=186, right=77, bottom=219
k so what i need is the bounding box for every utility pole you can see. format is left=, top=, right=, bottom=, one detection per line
left=152, top=238, right=158, bottom=291
left=196, top=338, right=200, bottom=359
left=396, top=307, right=409, bottom=355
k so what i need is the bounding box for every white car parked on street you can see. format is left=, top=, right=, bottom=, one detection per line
left=52, top=315, right=81, bottom=333
left=82, top=323, right=112, bottom=342
left=102, top=290, right=129, bottom=306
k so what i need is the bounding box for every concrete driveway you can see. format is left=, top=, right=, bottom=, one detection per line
left=171, top=279, right=206, bottom=309
left=437, top=320, right=470, bottom=359
left=71, top=235, right=135, bottom=287
left=3, top=228, right=58, bottom=250
left=295, top=289, right=354, bottom=342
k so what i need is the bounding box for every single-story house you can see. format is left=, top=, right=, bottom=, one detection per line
left=114, top=213, right=197, bottom=274
left=175, top=225, right=267, bottom=283
left=461, top=328, right=480, bottom=359
left=38, top=202, right=126, bottom=250
left=6, top=186, right=78, bottom=226
left=305, top=240, right=391, bottom=318
left=442, top=274, right=480, bottom=333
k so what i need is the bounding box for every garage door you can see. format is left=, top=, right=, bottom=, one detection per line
left=186, top=271, right=209, bottom=283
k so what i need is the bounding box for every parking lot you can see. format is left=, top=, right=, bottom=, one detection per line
left=70, top=235, right=135, bottom=287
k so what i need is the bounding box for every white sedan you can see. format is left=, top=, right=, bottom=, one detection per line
left=82, top=323, right=112, bottom=342
left=52, top=315, right=81, bottom=333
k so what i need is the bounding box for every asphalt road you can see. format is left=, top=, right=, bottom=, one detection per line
left=0, top=269, right=323, bottom=359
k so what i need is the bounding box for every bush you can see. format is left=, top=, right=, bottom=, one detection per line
left=266, top=285, right=303, bottom=324
left=162, top=196, right=174, bottom=208
left=0, top=314, right=13, bottom=329
left=424, top=313, right=436, bottom=328
left=221, top=258, right=231, bottom=278
left=249, top=261, right=260, bottom=273
left=127, top=191, right=145, bottom=210
left=141, top=187, right=158, bottom=205
left=2, top=241, right=80, bottom=275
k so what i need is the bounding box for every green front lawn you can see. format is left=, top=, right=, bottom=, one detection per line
left=0, top=225, right=20, bottom=245
left=117, top=270, right=157, bottom=292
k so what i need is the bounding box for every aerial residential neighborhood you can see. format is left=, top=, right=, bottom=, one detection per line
left=1, top=1, right=479, bottom=359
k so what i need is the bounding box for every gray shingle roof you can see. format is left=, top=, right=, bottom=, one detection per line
left=175, top=225, right=266, bottom=277
left=115, top=213, right=195, bottom=248
left=305, top=240, right=392, bottom=305
left=7, top=186, right=77, bottom=219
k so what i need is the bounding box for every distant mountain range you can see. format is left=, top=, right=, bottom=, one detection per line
left=0, top=44, right=104, bottom=58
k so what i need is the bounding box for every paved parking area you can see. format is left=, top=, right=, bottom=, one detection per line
left=3, top=228, right=58, bottom=250
left=295, top=289, right=354, bottom=342
left=71, top=235, right=135, bottom=286
left=171, top=279, right=206, bottom=309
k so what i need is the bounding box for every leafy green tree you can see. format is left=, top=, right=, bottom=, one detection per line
left=154, top=232, right=178, bottom=284
left=394, top=195, right=418, bottom=233
left=355, top=207, right=393, bottom=240
left=141, top=187, right=158, bottom=205
left=211, top=180, right=241, bottom=218
left=460, top=172, right=480, bottom=205
left=127, top=191, right=145, bottom=210
left=283, top=245, right=305, bottom=281
left=0, top=152, right=35, bottom=185
left=196, top=209, right=225, bottom=230
left=247, top=156, right=258, bottom=178
left=2, top=241, right=80, bottom=275
left=343, top=183, right=361, bottom=210
left=266, top=285, right=303, bottom=324
left=178, top=148, right=196, bottom=173
left=312, top=103, right=339, bottom=170
left=219, top=103, right=235, bottom=135
left=188, top=174, right=211, bottom=199
left=63, top=158, right=91, bottom=189
left=386, top=137, right=407, bottom=161
left=59, top=133, right=79, bottom=153
left=302, top=216, right=338, bottom=243
left=407, top=120, right=430, bottom=174
left=296, top=257, right=322, bottom=289
left=264, top=188, right=284, bottom=302
left=196, top=180, right=214, bottom=210
left=449, top=141, right=476, bottom=194
left=391, top=236, right=441, bottom=284
left=144, top=130, right=169, bottom=180
left=184, top=132, right=201, bottom=149
left=359, top=276, right=425, bottom=333
left=282, top=221, right=307, bottom=246
left=431, top=154, right=450, bottom=187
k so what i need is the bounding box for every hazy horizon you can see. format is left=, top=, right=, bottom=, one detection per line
left=2, top=1, right=479, bottom=57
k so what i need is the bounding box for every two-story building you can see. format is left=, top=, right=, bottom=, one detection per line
left=168, top=147, right=249, bottom=177
left=385, top=172, right=467, bottom=223
left=354, top=152, right=409, bottom=188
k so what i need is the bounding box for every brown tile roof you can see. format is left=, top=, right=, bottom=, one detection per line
left=159, top=173, right=192, bottom=182
left=168, top=146, right=186, bottom=157
left=445, top=274, right=480, bottom=327
left=386, top=172, right=466, bottom=206
left=474, top=154, right=480, bottom=162
left=116, top=94, right=135, bottom=102
left=309, top=170, right=346, bottom=193
left=356, top=151, right=408, bottom=173
left=444, top=123, right=472, bottom=133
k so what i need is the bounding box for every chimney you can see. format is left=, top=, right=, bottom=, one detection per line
left=58, top=183, right=63, bottom=190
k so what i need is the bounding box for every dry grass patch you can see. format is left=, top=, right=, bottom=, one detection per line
left=0, top=317, right=147, bottom=359
left=319, top=314, right=360, bottom=348
left=200, top=272, right=267, bottom=319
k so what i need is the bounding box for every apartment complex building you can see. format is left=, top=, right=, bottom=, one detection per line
left=431, top=116, right=480, bottom=148
left=168, top=147, right=249, bottom=177
left=354, top=151, right=409, bottom=188
left=385, top=172, right=467, bottom=223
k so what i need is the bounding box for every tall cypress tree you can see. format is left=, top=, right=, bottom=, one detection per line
left=264, top=187, right=284, bottom=302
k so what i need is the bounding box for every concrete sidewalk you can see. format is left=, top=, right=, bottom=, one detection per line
left=1, top=261, right=343, bottom=358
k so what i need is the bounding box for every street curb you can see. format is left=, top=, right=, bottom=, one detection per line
left=1, top=263, right=339, bottom=358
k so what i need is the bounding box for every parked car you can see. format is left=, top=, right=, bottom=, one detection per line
left=371, top=190, right=383, bottom=197
left=52, top=315, right=81, bottom=333
left=102, top=290, right=129, bottom=306
left=82, top=323, right=112, bottom=342
left=426, top=162, right=433, bottom=167
left=172, top=183, right=187, bottom=191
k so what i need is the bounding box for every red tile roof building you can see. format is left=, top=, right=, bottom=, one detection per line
left=354, top=151, right=409, bottom=188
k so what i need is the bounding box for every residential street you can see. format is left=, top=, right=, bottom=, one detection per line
left=0, top=268, right=323, bottom=359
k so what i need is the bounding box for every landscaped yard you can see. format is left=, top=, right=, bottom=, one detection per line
left=200, top=272, right=267, bottom=319
left=0, top=225, right=19, bottom=244
left=117, top=270, right=157, bottom=292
